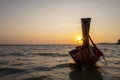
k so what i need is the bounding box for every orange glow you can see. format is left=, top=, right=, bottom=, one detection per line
left=77, top=36, right=82, bottom=41
left=0, top=1, right=120, bottom=44
left=77, top=36, right=83, bottom=45
left=72, top=35, right=83, bottom=45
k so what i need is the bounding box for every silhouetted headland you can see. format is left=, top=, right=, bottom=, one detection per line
left=116, top=39, right=120, bottom=45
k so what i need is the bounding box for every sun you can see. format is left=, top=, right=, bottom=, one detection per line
left=77, top=36, right=82, bottom=41
left=76, top=36, right=82, bottom=45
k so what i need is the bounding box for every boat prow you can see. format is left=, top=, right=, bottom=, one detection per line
left=69, top=45, right=99, bottom=71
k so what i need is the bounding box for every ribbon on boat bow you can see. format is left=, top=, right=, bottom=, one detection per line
left=89, top=35, right=107, bottom=65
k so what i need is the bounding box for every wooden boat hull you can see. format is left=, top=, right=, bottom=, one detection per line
left=69, top=46, right=99, bottom=71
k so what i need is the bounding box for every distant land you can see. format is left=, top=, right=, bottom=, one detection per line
left=96, top=42, right=115, bottom=45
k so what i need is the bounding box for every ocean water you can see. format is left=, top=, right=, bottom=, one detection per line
left=0, top=44, right=120, bottom=80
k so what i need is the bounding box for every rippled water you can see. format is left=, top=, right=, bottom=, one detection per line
left=0, top=44, right=120, bottom=80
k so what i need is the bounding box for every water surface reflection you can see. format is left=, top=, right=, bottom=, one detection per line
left=69, top=63, right=103, bottom=80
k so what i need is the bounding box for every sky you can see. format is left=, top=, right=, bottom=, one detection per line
left=0, top=0, right=120, bottom=44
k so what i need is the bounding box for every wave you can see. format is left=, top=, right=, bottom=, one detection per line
left=23, top=75, right=56, bottom=80
left=32, top=63, right=69, bottom=71
left=0, top=52, right=26, bottom=57
left=34, top=53, right=69, bottom=57
left=8, top=52, right=26, bottom=56
left=0, top=52, right=69, bottom=58
left=0, top=68, right=27, bottom=77
left=0, top=53, right=7, bottom=57
left=0, top=60, right=9, bottom=65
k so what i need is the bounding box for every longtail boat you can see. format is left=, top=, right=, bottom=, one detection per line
left=69, top=18, right=107, bottom=71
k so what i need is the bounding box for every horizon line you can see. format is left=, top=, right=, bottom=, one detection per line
left=0, top=42, right=116, bottom=46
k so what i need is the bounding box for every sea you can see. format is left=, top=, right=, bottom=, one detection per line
left=0, top=44, right=120, bottom=80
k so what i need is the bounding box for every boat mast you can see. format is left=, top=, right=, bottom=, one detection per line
left=81, top=18, right=91, bottom=47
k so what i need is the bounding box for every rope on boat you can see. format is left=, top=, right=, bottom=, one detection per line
left=89, top=35, right=107, bottom=65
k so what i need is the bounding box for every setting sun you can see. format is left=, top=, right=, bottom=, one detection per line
left=76, top=36, right=83, bottom=45
left=77, top=36, right=82, bottom=41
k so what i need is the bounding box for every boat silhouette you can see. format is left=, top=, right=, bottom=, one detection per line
left=69, top=18, right=107, bottom=71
